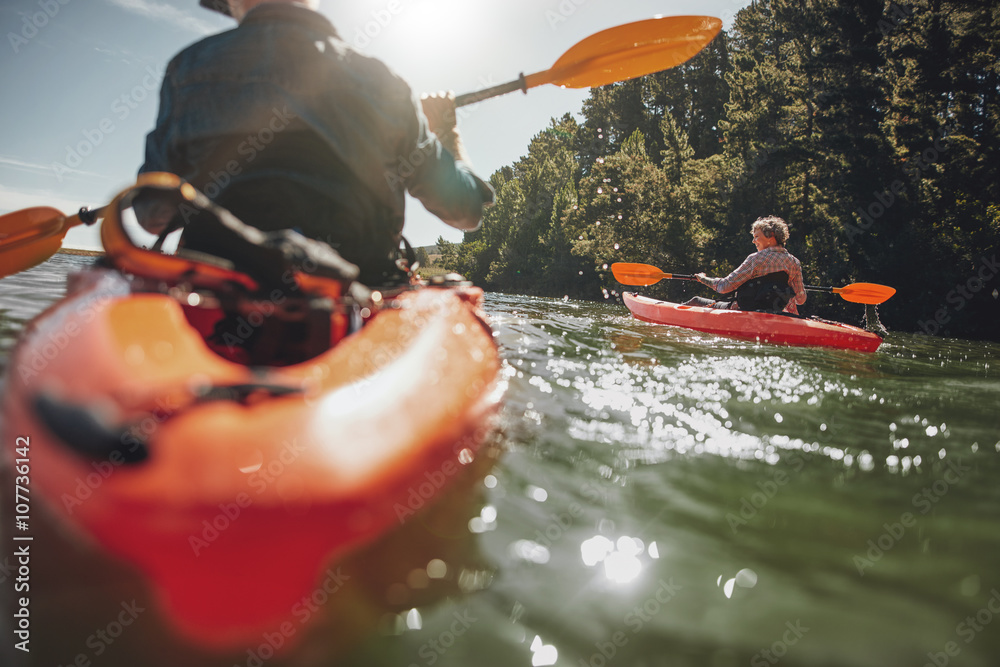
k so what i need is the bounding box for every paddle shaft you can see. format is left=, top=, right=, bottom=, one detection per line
left=649, top=276, right=862, bottom=295
left=456, top=75, right=528, bottom=108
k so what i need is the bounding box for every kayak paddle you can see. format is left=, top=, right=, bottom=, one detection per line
left=0, top=206, right=102, bottom=278
left=610, top=262, right=896, bottom=305
left=456, top=16, right=723, bottom=107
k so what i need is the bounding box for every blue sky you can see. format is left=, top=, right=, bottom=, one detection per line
left=1, top=0, right=749, bottom=250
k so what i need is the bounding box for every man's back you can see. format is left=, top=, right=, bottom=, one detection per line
left=142, top=2, right=491, bottom=284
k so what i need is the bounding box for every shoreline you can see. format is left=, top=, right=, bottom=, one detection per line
left=58, top=248, right=104, bottom=257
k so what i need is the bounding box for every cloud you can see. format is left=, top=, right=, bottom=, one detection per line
left=104, top=0, right=219, bottom=35
left=0, top=155, right=104, bottom=180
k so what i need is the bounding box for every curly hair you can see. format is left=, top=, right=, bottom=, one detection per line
left=751, top=216, right=790, bottom=246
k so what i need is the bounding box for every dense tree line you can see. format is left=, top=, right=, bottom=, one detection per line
left=439, top=0, right=999, bottom=341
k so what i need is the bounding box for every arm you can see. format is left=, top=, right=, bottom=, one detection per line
left=403, top=92, right=494, bottom=231
left=789, top=259, right=807, bottom=306
left=696, top=254, right=760, bottom=294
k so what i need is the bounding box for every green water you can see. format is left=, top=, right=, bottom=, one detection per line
left=2, top=255, right=999, bottom=667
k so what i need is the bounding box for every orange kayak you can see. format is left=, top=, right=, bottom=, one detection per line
left=1, top=176, right=503, bottom=648
left=623, top=292, right=883, bottom=352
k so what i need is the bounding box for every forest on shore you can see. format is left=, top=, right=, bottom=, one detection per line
left=438, top=0, right=999, bottom=341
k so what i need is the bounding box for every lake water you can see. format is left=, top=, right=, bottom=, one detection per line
left=2, top=254, right=999, bottom=667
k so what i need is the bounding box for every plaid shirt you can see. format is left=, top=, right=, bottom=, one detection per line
left=700, top=246, right=807, bottom=314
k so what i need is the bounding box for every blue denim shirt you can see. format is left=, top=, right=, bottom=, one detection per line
left=141, top=3, right=493, bottom=263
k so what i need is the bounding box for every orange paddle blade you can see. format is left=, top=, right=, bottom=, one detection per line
left=611, top=262, right=672, bottom=286
left=532, top=16, right=723, bottom=89
left=833, top=283, right=896, bottom=305
left=0, top=207, right=68, bottom=277
left=456, top=16, right=722, bottom=107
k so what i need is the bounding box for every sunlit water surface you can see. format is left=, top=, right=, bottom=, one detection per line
left=1, top=255, right=998, bottom=667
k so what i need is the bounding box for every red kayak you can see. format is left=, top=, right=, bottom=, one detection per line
left=622, top=292, right=883, bottom=352
left=1, top=174, right=504, bottom=648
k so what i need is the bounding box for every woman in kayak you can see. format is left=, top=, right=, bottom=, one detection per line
left=138, top=0, right=493, bottom=286
left=685, top=216, right=807, bottom=314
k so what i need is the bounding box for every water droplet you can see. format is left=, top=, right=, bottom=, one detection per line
left=426, top=559, right=447, bottom=579
left=530, top=636, right=558, bottom=666
left=604, top=551, right=642, bottom=583
left=735, top=568, right=758, bottom=588
left=511, top=540, right=550, bottom=564
left=581, top=535, right=614, bottom=566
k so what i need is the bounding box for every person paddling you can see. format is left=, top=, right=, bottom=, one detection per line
left=139, top=0, right=493, bottom=286
left=685, top=216, right=807, bottom=314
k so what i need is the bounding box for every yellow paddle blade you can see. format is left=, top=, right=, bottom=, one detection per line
left=833, top=283, right=897, bottom=305
left=0, top=207, right=67, bottom=277
left=532, top=16, right=723, bottom=90
left=611, top=262, right=672, bottom=286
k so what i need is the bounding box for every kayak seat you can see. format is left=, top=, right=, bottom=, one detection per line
left=102, top=173, right=364, bottom=365
left=731, top=271, right=795, bottom=313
